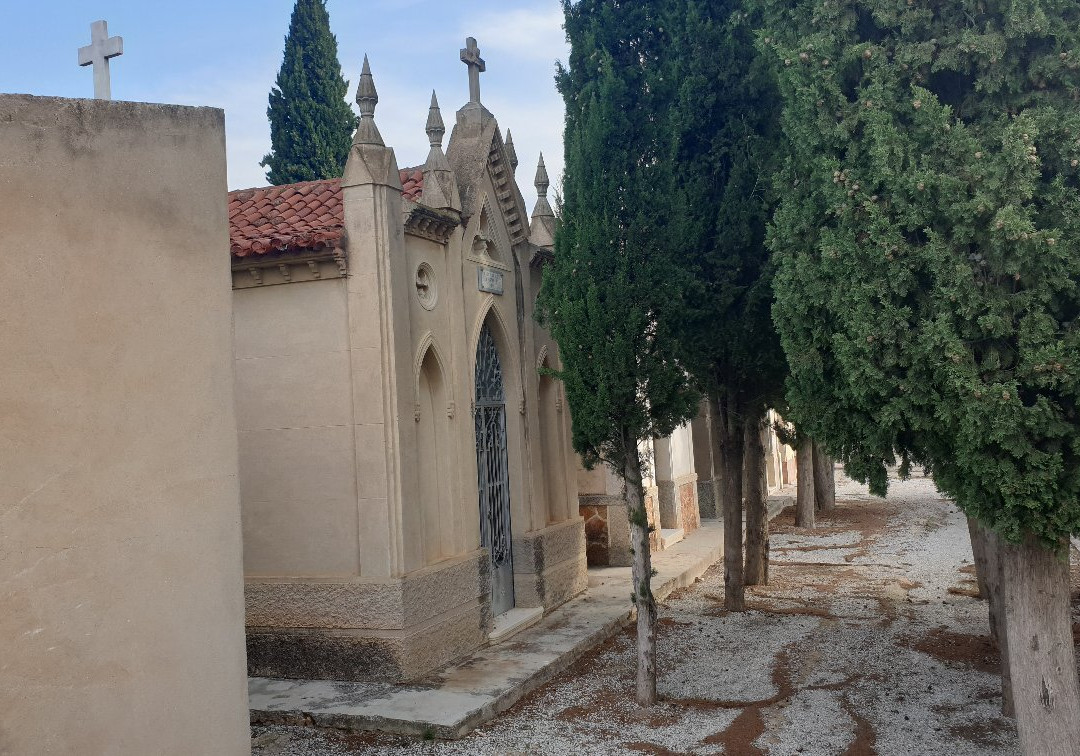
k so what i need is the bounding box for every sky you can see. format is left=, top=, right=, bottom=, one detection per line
left=3, top=0, right=569, bottom=211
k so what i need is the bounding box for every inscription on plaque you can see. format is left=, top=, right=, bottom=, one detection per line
left=478, top=266, right=504, bottom=295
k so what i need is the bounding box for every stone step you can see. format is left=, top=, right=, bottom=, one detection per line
left=488, top=607, right=544, bottom=644
left=659, top=528, right=685, bottom=550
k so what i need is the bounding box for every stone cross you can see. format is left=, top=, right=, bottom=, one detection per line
left=459, top=37, right=485, bottom=105
left=78, top=20, right=123, bottom=100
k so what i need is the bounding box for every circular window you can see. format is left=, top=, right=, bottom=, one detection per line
left=415, top=262, right=437, bottom=310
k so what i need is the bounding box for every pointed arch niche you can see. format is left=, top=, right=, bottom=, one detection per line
left=416, top=343, right=453, bottom=565
left=537, top=348, right=570, bottom=524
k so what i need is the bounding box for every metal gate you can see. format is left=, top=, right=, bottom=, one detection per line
left=474, top=324, right=515, bottom=616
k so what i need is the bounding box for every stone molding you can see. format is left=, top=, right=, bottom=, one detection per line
left=403, top=202, right=460, bottom=245
left=231, top=247, right=347, bottom=290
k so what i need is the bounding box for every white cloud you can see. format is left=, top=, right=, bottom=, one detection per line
left=461, top=6, right=567, bottom=62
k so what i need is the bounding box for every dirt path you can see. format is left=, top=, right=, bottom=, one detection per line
left=253, top=472, right=1080, bottom=755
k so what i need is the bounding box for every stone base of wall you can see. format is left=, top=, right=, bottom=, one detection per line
left=245, top=551, right=489, bottom=682
left=579, top=494, right=632, bottom=567
left=246, top=598, right=487, bottom=682
left=697, top=478, right=718, bottom=519
left=512, top=518, right=588, bottom=611
left=676, top=473, right=700, bottom=534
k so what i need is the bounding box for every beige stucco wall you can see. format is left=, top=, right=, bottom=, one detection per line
left=0, top=95, right=249, bottom=755
left=234, top=278, right=361, bottom=577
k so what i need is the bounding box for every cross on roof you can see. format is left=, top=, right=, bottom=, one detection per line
left=460, top=37, right=485, bottom=105
left=78, top=20, right=123, bottom=100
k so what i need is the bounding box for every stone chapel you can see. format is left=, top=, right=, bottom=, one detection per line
left=229, top=46, right=589, bottom=681
left=226, top=40, right=794, bottom=683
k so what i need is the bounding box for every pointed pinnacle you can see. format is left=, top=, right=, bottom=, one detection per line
left=426, top=90, right=445, bottom=148
left=534, top=152, right=549, bottom=196
left=356, top=55, right=378, bottom=113
left=353, top=55, right=383, bottom=146
left=504, top=129, right=519, bottom=172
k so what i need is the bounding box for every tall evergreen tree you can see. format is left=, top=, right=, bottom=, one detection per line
left=540, top=0, right=699, bottom=705
left=759, top=0, right=1080, bottom=747
left=261, top=0, right=356, bottom=185
left=665, top=0, right=787, bottom=607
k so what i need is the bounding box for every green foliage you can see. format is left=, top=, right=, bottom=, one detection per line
left=262, top=0, right=357, bottom=185
left=761, top=0, right=1080, bottom=544
left=665, top=0, right=788, bottom=417
left=538, top=0, right=699, bottom=471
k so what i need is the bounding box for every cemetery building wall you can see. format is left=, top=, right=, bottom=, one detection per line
left=0, top=95, right=249, bottom=755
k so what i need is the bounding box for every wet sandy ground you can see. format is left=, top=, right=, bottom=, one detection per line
left=253, top=472, right=1080, bottom=755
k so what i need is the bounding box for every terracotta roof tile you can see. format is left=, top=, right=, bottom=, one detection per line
left=228, top=169, right=425, bottom=258
left=400, top=168, right=424, bottom=202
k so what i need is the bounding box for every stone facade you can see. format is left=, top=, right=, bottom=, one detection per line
left=231, top=47, right=585, bottom=682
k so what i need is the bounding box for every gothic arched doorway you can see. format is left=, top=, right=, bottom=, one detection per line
left=474, top=322, right=515, bottom=615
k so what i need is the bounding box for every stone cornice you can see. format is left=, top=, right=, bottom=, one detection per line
left=231, top=246, right=346, bottom=290
left=403, top=202, right=461, bottom=245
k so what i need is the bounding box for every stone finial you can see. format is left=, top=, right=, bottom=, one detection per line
left=530, top=152, right=556, bottom=248
left=535, top=153, right=550, bottom=200
left=353, top=55, right=384, bottom=146
left=426, top=90, right=445, bottom=149
left=504, top=130, right=519, bottom=174
left=421, top=90, right=461, bottom=211
left=533, top=153, right=553, bottom=217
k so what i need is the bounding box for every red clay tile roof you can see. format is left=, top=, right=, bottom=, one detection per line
left=400, top=168, right=424, bottom=202
left=229, top=179, right=343, bottom=258
left=228, top=169, right=424, bottom=258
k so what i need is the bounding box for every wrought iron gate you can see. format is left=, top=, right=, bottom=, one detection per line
left=474, top=324, right=515, bottom=616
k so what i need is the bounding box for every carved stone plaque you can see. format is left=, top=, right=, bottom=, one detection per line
left=477, top=266, right=504, bottom=295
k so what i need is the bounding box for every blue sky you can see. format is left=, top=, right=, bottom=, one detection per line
left=3, top=1, right=568, bottom=209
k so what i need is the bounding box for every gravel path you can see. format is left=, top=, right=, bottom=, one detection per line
left=253, top=471, right=1080, bottom=755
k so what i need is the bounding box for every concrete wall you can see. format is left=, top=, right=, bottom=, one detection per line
left=0, top=95, right=249, bottom=755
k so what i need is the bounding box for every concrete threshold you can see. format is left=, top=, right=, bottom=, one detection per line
left=248, top=520, right=724, bottom=740
left=488, top=607, right=543, bottom=644
left=659, top=527, right=685, bottom=549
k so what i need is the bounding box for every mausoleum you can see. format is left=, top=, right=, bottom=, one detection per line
left=229, top=46, right=585, bottom=681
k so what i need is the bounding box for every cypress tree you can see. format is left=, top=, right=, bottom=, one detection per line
left=540, top=0, right=699, bottom=705
left=665, top=0, right=787, bottom=604
left=261, top=0, right=357, bottom=185
left=760, top=0, right=1080, bottom=746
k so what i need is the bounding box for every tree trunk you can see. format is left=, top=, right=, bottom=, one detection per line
left=966, top=516, right=988, bottom=600
left=980, top=523, right=1013, bottom=717
left=795, top=437, right=815, bottom=528
left=743, top=411, right=769, bottom=586
left=621, top=432, right=657, bottom=706
left=812, top=442, right=835, bottom=514
left=999, top=535, right=1080, bottom=752
left=715, top=394, right=745, bottom=610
